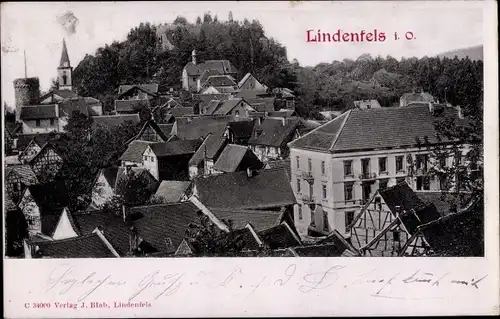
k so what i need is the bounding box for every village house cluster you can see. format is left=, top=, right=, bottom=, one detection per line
left=4, top=38, right=482, bottom=258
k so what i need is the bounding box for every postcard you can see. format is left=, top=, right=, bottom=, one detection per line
left=2, top=1, right=498, bottom=317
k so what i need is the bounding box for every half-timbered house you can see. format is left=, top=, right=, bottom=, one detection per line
left=5, top=165, right=38, bottom=202
left=28, top=142, right=65, bottom=182
left=348, top=182, right=443, bottom=257
left=18, top=138, right=42, bottom=164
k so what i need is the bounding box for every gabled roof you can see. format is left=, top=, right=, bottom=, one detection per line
left=20, top=105, right=58, bottom=120
left=6, top=165, right=38, bottom=185
left=118, top=83, right=159, bottom=96
left=418, top=199, right=483, bottom=256
left=92, top=114, right=140, bottom=128
left=193, top=93, right=231, bottom=109
left=95, top=167, right=119, bottom=190
left=15, top=134, right=53, bottom=153
left=167, top=106, right=194, bottom=118
left=203, top=75, right=236, bottom=88
left=71, top=210, right=133, bottom=256
left=31, top=232, right=119, bottom=258
left=258, top=222, right=302, bottom=249
left=24, top=183, right=70, bottom=212
left=158, top=124, right=174, bottom=136
left=188, top=133, right=227, bottom=166
left=115, top=99, right=150, bottom=113
left=193, top=168, right=296, bottom=210
left=119, top=140, right=154, bottom=162
left=238, top=72, right=267, bottom=89
left=135, top=120, right=169, bottom=142
left=184, top=60, right=238, bottom=76
left=205, top=100, right=224, bottom=115
left=130, top=202, right=201, bottom=254
left=213, top=98, right=252, bottom=116
left=265, top=159, right=291, bottom=173
left=59, top=98, right=90, bottom=117
left=213, top=144, right=262, bottom=173
left=174, top=116, right=232, bottom=140
left=115, top=167, right=159, bottom=192
left=415, top=192, right=470, bottom=216
left=226, top=120, right=255, bottom=139
left=155, top=181, right=191, bottom=203
left=198, top=69, right=222, bottom=86
left=245, top=97, right=275, bottom=113
left=147, top=139, right=202, bottom=157
left=211, top=209, right=284, bottom=232
left=235, top=90, right=272, bottom=100
left=248, top=117, right=300, bottom=147
left=289, top=105, right=461, bottom=153
left=317, top=229, right=360, bottom=256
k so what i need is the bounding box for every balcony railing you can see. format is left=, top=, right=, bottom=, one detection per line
left=359, top=172, right=377, bottom=180
left=301, top=194, right=316, bottom=204
left=301, top=171, right=314, bottom=182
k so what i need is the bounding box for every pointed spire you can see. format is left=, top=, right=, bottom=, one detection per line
left=59, top=38, right=71, bottom=68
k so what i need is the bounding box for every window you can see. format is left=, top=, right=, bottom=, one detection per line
left=379, top=179, right=389, bottom=190
left=396, top=156, right=404, bottom=172
left=344, top=160, right=353, bottom=176
left=296, top=156, right=300, bottom=169
left=439, top=174, right=448, bottom=190
left=296, top=179, right=301, bottom=193
left=298, top=205, right=303, bottom=220
left=50, top=119, right=55, bottom=126
left=345, top=211, right=355, bottom=229
left=439, top=156, right=447, bottom=168
left=344, top=183, right=354, bottom=201
left=323, top=211, right=329, bottom=231
left=416, top=176, right=430, bottom=190
left=374, top=197, right=382, bottom=210
left=361, top=158, right=370, bottom=177
left=321, top=161, right=326, bottom=175
left=322, top=184, right=327, bottom=199
left=455, top=151, right=462, bottom=165
left=379, top=157, right=387, bottom=173
left=235, top=110, right=240, bottom=117
left=308, top=158, right=312, bottom=172
left=416, top=154, right=428, bottom=171
left=310, top=210, right=315, bottom=226
left=143, top=156, right=147, bottom=162
left=393, top=231, right=400, bottom=242
left=35, top=119, right=41, bottom=127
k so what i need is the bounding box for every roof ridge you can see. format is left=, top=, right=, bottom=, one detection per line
left=328, top=110, right=351, bottom=152
left=288, top=111, right=346, bottom=149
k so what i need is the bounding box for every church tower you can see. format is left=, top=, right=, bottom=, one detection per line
left=57, top=38, right=73, bottom=91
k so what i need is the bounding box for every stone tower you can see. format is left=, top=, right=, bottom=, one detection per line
left=13, top=77, right=40, bottom=122
left=57, top=38, right=73, bottom=91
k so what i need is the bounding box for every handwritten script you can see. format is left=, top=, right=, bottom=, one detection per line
left=43, top=263, right=488, bottom=303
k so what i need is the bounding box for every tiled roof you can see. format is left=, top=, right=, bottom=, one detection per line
left=115, top=99, right=150, bottom=113
left=26, top=183, right=70, bottom=212
left=258, top=222, right=301, bottom=249
left=213, top=98, right=249, bottom=115
left=246, top=97, right=275, bottom=113
left=265, top=159, right=291, bottom=174
left=317, top=229, right=361, bottom=256
left=198, top=69, right=222, bottom=86
left=235, top=90, right=271, bottom=100
left=119, top=140, right=154, bottom=162
left=5, top=193, right=18, bottom=211
left=32, top=232, right=118, bottom=258
left=213, top=144, right=262, bottom=173
left=193, top=168, right=296, bottom=210
left=188, top=134, right=227, bottom=166
left=7, top=165, right=38, bottom=185
left=119, top=84, right=159, bottom=95
left=184, top=60, right=238, bottom=76
left=415, top=192, right=470, bottom=216
left=71, top=210, right=133, bottom=256
left=59, top=98, right=90, bottom=117
left=130, top=202, right=201, bottom=253
left=211, top=209, right=283, bottom=232
left=174, top=116, right=232, bottom=140
left=167, top=106, right=194, bottom=118
left=205, top=100, right=223, bottom=115
left=92, top=114, right=140, bottom=128
left=193, top=93, right=231, bottom=110
left=220, top=226, right=261, bottom=251
left=226, top=120, right=255, bottom=139
left=204, top=75, right=236, bottom=88
left=100, top=167, right=119, bottom=189
left=248, top=118, right=300, bottom=147
left=148, top=139, right=202, bottom=157
left=290, top=105, right=461, bottom=153
left=15, top=134, right=53, bottom=152
left=115, top=167, right=159, bottom=192
left=134, top=120, right=169, bottom=142
left=419, top=200, right=483, bottom=256
left=155, top=181, right=191, bottom=203
left=237, top=73, right=252, bottom=88
left=20, top=105, right=58, bottom=120
left=158, top=124, right=173, bottom=136
left=268, top=110, right=296, bottom=117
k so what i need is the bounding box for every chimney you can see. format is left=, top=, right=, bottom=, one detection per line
left=122, top=205, right=130, bottom=223
left=428, top=102, right=434, bottom=115
left=129, top=226, right=138, bottom=253
left=394, top=205, right=401, bottom=217
left=191, top=49, right=197, bottom=65
left=257, top=117, right=262, bottom=125
left=456, top=105, right=463, bottom=119
left=165, top=237, right=174, bottom=252
left=246, top=167, right=254, bottom=178
left=281, top=117, right=286, bottom=126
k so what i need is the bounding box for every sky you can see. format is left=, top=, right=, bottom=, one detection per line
left=1, top=1, right=484, bottom=109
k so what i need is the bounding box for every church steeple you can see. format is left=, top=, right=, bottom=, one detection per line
left=59, top=38, right=71, bottom=68
left=57, top=38, right=73, bottom=91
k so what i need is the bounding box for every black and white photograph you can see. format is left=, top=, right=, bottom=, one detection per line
left=2, top=1, right=498, bottom=317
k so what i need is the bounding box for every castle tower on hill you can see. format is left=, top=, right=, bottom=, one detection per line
left=57, top=38, right=73, bottom=91
left=13, top=77, right=40, bottom=122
